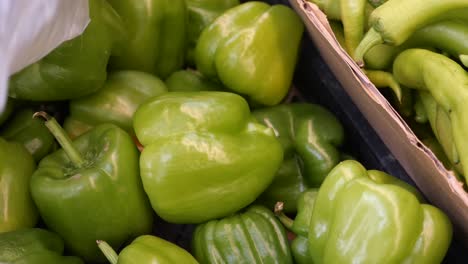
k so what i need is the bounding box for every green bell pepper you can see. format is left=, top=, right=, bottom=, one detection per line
left=65, top=71, right=167, bottom=138
left=0, top=138, right=37, bottom=233
left=192, top=205, right=293, bottom=263
left=0, top=99, right=13, bottom=125
left=8, top=0, right=125, bottom=101
left=97, top=235, right=198, bottom=264
left=195, top=2, right=304, bottom=106
left=308, top=160, right=452, bottom=263
left=165, top=69, right=223, bottom=92
left=0, top=228, right=83, bottom=264
left=134, top=91, right=283, bottom=223
left=1, top=108, right=56, bottom=162
left=107, top=0, right=187, bottom=78
left=275, top=189, right=318, bottom=264
left=252, top=103, right=344, bottom=212
left=186, top=0, right=240, bottom=65
left=30, top=113, right=153, bottom=263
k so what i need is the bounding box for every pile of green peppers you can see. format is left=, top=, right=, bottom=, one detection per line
left=0, top=0, right=455, bottom=263
left=311, top=0, right=468, bottom=184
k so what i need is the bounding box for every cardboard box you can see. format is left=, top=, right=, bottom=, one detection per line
left=289, top=0, right=468, bottom=245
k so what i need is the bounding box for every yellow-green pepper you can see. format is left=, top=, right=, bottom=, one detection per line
left=309, top=160, right=452, bottom=263
left=195, top=2, right=304, bottom=106
left=98, top=235, right=199, bottom=264
left=185, top=0, right=240, bottom=65
left=107, top=0, right=187, bottom=78
left=393, top=49, right=468, bottom=182
left=134, top=91, right=283, bottom=223
left=165, top=70, right=223, bottom=92
left=8, top=0, right=125, bottom=101
left=64, top=71, right=167, bottom=138
left=253, top=103, right=344, bottom=213
left=192, top=205, right=293, bottom=263
left=0, top=138, right=37, bottom=233
left=30, top=113, right=153, bottom=263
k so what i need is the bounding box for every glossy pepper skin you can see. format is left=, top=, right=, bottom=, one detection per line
left=393, top=49, right=468, bottom=182
left=8, top=0, right=125, bottom=101
left=65, top=71, right=167, bottom=138
left=31, top=114, right=153, bottom=263
left=98, top=236, right=199, bottom=264
left=107, top=0, right=187, bottom=78
left=134, top=91, right=283, bottom=223
left=195, top=2, right=304, bottom=106
left=354, top=0, right=468, bottom=64
left=308, top=160, right=452, bottom=264
left=192, top=205, right=293, bottom=264
left=364, top=20, right=468, bottom=70
left=0, top=228, right=84, bottom=264
left=186, top=0, right=240, bottom=65
left=340, top=0, right=367, bottom=58
left=411, top=19, right=468, bottom=67
left=165, top=69, right=223, bottom=92
left=253, top=103, right=344, bottom=213
left=0, top=138, right=37, bottom=233
left=308, top=0, right=374, bottom=55
left=275, top=189, right=318, bottom=264
left=1, top=108, right=56, bottom=162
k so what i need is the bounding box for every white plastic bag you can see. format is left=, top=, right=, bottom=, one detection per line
left=0, top=0, right=90, bottom=112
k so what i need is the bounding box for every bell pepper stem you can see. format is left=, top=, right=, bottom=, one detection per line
left=33, top=111, right=85, bottom=167
left=460, top=55, right=468, bottom=67
left=274, top=202, right=294, bottom=230
left=354, top=28, right=383, bottom=66
left=97, top=240, right=119, bottom=264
